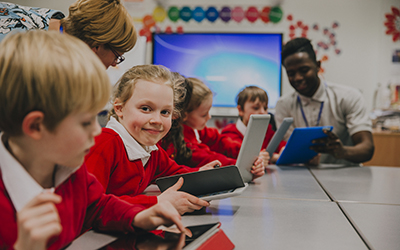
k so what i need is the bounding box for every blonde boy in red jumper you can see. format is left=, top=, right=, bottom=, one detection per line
left=221, top=86, right=286, bottom=163
left=0, top=31, right=187, bottom=250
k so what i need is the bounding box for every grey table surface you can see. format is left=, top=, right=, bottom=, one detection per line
left=69, top=164, right=400, bottom=249
left=310, top=165, right=400, bottom=204
left=182, top=197, right=367, bottom=250
left=339, top=202, right=400, bottom=250
left=248, top=165, right=330, bottom=201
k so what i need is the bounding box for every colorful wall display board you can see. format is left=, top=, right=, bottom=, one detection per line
left=147, top=5, right=283, bottom=25
left=139, top=5, right=284, bottom=43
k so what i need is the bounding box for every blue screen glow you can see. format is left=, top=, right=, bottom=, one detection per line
left=152, top=33, right=282, bottom=108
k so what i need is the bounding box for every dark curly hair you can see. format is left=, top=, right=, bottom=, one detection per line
left=281, top=37, right=317, bottom=65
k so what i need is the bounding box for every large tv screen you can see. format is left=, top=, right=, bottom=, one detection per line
left=152, top=33, right=282, bottom=111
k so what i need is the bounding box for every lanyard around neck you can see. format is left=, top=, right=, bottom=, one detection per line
left=297, top=96, right=324, bottom=127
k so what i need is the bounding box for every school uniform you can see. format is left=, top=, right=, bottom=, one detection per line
left=0, top=133, right=145, bottom=250
left=85, top=117, right=197, bottom=208
left=180, top=124, right=239, bottom=167
left=221, top=119, right=286, bottom=154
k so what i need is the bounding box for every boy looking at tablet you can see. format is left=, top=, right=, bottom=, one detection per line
left=0, top=30, right=187, bottom=250
left=221, top=86, right=286, bottom=163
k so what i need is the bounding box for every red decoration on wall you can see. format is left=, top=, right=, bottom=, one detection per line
left=260, top=7, right=271, bottom=23
left=384, top=6, right=400, bottom=42
left=245, top=6, right=259, bottom=23
left=287, top=16, right=309, bottom=39
left=139, top=27, right=152, bottom=42
left=143, top=15, right=156, bottom=28
left=165, top=26, right=173, bottom=34
left=176, top=26, right=184, bottom=34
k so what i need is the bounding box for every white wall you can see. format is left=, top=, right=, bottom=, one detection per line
left=9, top=0, right=400, bottom=112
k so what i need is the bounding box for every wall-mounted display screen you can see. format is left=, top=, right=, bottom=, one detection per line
left=152, top=33, right=282, bottom=110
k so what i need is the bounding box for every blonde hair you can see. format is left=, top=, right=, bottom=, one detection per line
left=60, top=0, right=137, bottom=52
left=185, top=77, right=213, bottom=113
left=0, top=30, right=111, bottom=136
left=109, top=65, right=185, bottom=120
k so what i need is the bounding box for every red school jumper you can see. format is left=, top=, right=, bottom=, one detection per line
left=221, top=122, right=286, bottom=153
left=85, top=128, right=198, bottom=208
left=0, top=165, right=145, bottom=250
left=165, top=124, right=239, bottom=168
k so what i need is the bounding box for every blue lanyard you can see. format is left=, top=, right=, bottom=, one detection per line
left=297, top=95, right=324, bottom=127
left=59, top=25, right=63, bottom=33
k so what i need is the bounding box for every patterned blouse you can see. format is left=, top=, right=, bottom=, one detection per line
left=0, top=2, right=64, bottom=41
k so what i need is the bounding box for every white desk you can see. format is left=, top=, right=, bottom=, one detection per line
left=69, top=165, right=400, bottom=249
left=244, top=165, right=329, bottom=201
left=339, top=202, right=400, bottom=250
left=183, top=197, right=366, bottom=249
left=310, top=166, right=400, bottom=204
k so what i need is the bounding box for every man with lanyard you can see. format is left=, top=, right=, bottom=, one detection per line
left=275, top=37, right=374, bottom=165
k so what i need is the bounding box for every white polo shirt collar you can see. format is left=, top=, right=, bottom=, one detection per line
left=0, top=133, right=78, bottom=212
left=235, top=118, right=247, bottom=136
left=106, top=117, right=158, bottom=166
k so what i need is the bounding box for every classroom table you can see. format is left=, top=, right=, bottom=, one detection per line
left=67, top=165, right=400, bottom=250
left=310, top=165, right=400, bottom=204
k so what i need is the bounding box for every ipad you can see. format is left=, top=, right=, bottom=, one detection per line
left=275, top=126, right=333, bottom=165
left=265, top=117, right=293, bottom=156
left=156, top=165, right=248, bottom=201
left=94, top=223, right=224, bottom=250
left=164, top=222, right=221, bottom=250
left=236, top=114, right=270, bottom=183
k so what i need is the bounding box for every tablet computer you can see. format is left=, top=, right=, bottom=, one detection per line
left=93, top=222, right=230, bottom=250
left=156, top=165, right=247, bottom=201
left=265, top=117, right=293, bottom=156
left=236, top=114, right=270, bottom=183
left=275, top=126, right=333, bottom=165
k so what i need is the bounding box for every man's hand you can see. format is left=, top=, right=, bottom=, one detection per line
left=310, top=129, right=346, bottom=159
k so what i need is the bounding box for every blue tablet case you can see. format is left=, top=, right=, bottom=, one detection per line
left=275, top=126, right=333, bottom=165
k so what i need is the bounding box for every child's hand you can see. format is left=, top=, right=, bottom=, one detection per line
left=133, top=200, right=191, bottom=236
left=14, top=192, right=62, bottom=250
left=198, top=160, right=222, bottom=171
left=158, top=177, right=209, bottom=215
left=250, top=157, right=265, bottom=180
left=258, top=150, right=270, bottom=166
left=270, top=146, right=285, bottom=164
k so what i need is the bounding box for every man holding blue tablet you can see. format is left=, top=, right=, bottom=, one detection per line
left=275, top=37, right=374, bottom=165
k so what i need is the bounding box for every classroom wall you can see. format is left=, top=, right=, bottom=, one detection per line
left=11, top=0, right=400, bottom=113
